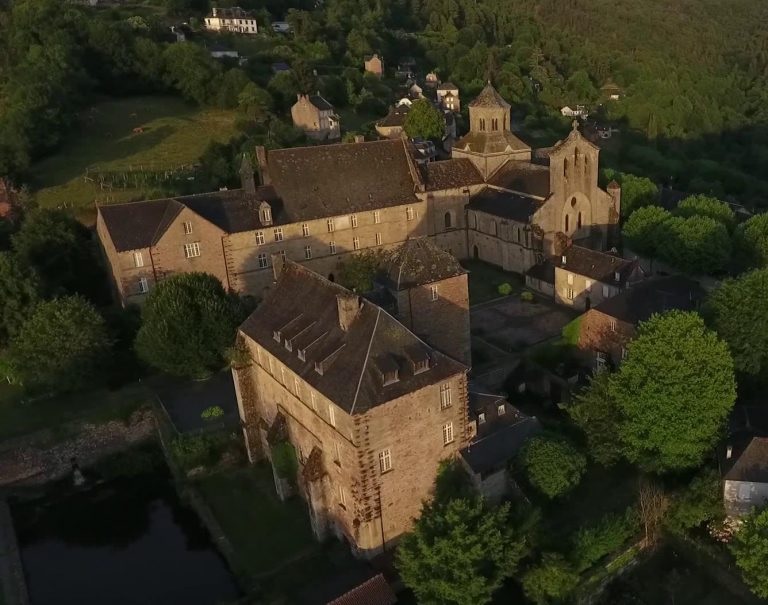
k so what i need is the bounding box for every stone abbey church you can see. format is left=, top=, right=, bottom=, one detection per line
left=97, top=82, right=621, bottom=308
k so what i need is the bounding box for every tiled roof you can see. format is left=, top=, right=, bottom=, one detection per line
left=437, top=81, right=458, bottom=91
left=386, top=237, right=465, bottom=289
left=376, top=104, right=410, bottom=128
left=593, top=276, right=704, bottom=324
left=725, top=437, right=768, bottom=483
left=239, top=262, right=467, bottom=414
left=558, top=245, right=637, bottom=284
left=468, top=82, right=510, bottom=109
left=488, top=161, right=550, bottom=198
left=468, top=187, right=543, bottom=222
left=423, top=158, right=483, bottom=191
left=209, top=6, right=255, bottom=18
left=266, top=139, right=421, bottom=222
left=98, top=187, right=279, bottom=252
left=327, top=574, right=396, bottom=605
left=460, top=416, right=542, bottom=475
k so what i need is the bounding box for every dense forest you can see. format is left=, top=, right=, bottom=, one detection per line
left=2, top=0, right=768, bottom=204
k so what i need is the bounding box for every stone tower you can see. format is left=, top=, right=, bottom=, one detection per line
left=452, top=82, right=532, bottom=179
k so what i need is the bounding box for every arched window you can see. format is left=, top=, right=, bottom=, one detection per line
left=479, top=118, right=486, bottom=131
left=584, top=155, right=589, bottom=173
left=564, top=158, right=569, bottom=179
left=577, top=212, right=582, bottom=229
left=565, top=214, right=570, bottom=233
left=574, top=147, right=580, bottom=166
left=444, top=211, right=452, bottom=230
left=491, top=118, right=498, bottom=131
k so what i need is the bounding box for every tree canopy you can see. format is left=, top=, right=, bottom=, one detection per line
left=135, top=273, right=243, bottom=378
left=396, top=496, right=526, bottom=605
left=0, top=251, right=40, bottom=346
left=567, top=371, right=622, bottom=467
left=704, top=269, right=768, bottom=378
left=731, top=507, right=768, bottom=598
left=674, top=194, right=735, bottom=230
left=6, top=296, right=110, bottom=393
left=403, top=99, right=445, bottom=141
left=735, top=213, right=768, bottom=270
left=603, top=170, right=658, bottom=217
left=622, top=205, right=672, bottom=258
left=522, top=553, right=580, bottom=605
left=609, top=311, right=736, bottom=472
left=522, top=436, right=587, bottom=498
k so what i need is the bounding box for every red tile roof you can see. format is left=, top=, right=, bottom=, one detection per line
left=327, top=573, right=396, bottom=605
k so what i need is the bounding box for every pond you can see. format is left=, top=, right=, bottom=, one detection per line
left=11, top=469, right=241, bottom=605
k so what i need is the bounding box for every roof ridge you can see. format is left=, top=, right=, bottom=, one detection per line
left=149, top=199, right=184, bottom=246
left=270, top=138, right=399, bottom=155
left=350, top=307, right=381, bottom=415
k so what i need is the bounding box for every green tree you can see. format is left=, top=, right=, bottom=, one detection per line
left=567, top=371, right=622, bottom=466
left=735, top=213, right=768, bottom=270
left=522, top=553, right=579, bottom=604
left=135, top=273, right=242, bottom=378
left=604, top=171, right=658, bottom=217
left=11, top=208, right=108, bottom=303
left=659, top=215, right=732, bottom=275
left=704, top=269, right=768, bottom=377
left=162, top=42, right=220, bottom=105
left=622, top=205, right=672, bottom=258
left=338, top=249, right=388, bottom=292
left=0, top=252, right=40, bottom=346
left=403, top=99, right=445, bottom=141
left=731, top=507, right=768, bottom=598
left=238, top=82, right=273, bottom=122
left=396, top=497, right=525, bottom=605
left=609, top=311, right=736, bottom=472
left=675, top=194, right=736, bottom=230
left=7, top=296, right=110, bottom=393
left=665, top=469, right=723, bottom=534
left=523, top=436, right=587, bottom=498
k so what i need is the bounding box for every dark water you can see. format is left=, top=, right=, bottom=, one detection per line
left=11, top=473, right=241, bottom=605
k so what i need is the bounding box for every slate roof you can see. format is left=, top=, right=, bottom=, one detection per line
left=460, top=416, right=542, bottom=475
left=210, top=6, right=255, bottom=18
left=468, top=187, right=543, bottom=222
left=558, top=245, right=637, bottom=285
left=307, top=94, right=334, bottom=111
left=265, top=139, right=421, bottom=221
left=386, top=237, right=465, bottom=289
left=469, top=82, right=510, bottom=108
left=454, top=130, right=531, bottom=154
left=725, top=437, right=768, bottom=483
left=488, top=161, right=551, bottom=198
left=327, top=574, right=396, bottom=605
left=376, top=104, right=410, bottom=128
left=239, top=262, right=467, bottom=414
left=593, top=276, right=704, bottom=325
left=437, top=81, right=458, bottom=91
left=98, top=187, right=279, bottom=252
left=423, top=158, right=483, bottom=191
left=526, top=259, right=555, bottom=284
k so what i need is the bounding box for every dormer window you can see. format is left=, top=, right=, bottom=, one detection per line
left=413, top=358, right=429, bottom=374
left=260, top=204, right=272, bottom=225
left=273, top=330, right=281, bottom=342
left=375, top=355, right=400, bottom=386
left=614, top=271, right=621, bottom=282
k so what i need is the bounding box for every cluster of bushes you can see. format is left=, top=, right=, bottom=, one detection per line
left=170, top=431, right=239, bottom=471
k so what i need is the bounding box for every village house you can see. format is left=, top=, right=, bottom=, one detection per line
left=204, top=6, right=258, bottom=34
left=97, top=83, right=621, bottom=307
left=363, top=54, right=384, bottom=77
left=561, top=105, right=588, bottom=119
left=232, top=260, right=470, bottom=557
left=375, top=101, right=411, bottom=139
left=291, top=93, right=341, bottom=141
left=724, top=437, right=768, bottom=518
left=577, top=276, right=704, bottom=370
left=436, top=82, right=460, bottom=112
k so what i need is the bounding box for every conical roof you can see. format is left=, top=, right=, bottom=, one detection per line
left=468, top=82, right=511, bottom=109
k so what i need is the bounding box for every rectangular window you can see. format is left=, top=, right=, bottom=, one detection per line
left=183, top=221, right=193, bottom=235
left=566, top=287, right=574, bottom=300
left=294, top=377, right=301, bottom=397
left=353, top=237, right=360, bottom=250
left=602, top=285, right=610, bottom=298
left=329, top=241, right=337, bottom=254
left=478, top=413, right=486, bottom=424
left=339, top=485, right=346, bottom=507
left=310, top=391, right=317, bottom=411
left=274, top=227, right=283, bottom=242
left=328, top=404, right=336, bottom=427
left=621, top=347, right=628, bottom=360
left=302, top=223, right=310, bottom=237
left=379, top=448, right=392, bottom=473
left=442, top=422, right=454, bottom=445
left=373, top=210, right=381, bottom=224
left=567, top=273, right=574, bottom=285
left=375, top=232, right=382, bottom=246
left=327, top=218, right=335, bottom=233
left=257, top=253, right=268, bottom=269
left=133, top=251, right=144, bottom=268
left=184, top=242, right=201, bottom=258
left=430, top=285, right=439, bottom=301
left=406, top=207, right=414, bottom=221
left=497, top=404, right=506, bottom=416
left=440, top=383, right=452, bottom=409
left=596, top=352, right=607, bottom=371
left=280, top=366, right=286, bottom=385
left=255, top=231, right=265, bottom=245
left=334, top=441, right=342, bottom=466
left=610, top=319, right=617, bottom=331
left=304, top=245, right=312, bottom=259
left=585, top=279, right=593, bottom=292
left=138, top=277, right=149, bottom=294
left=279, top=250, right=286, bottom=262
left=267, top=356, right=273, bottom=375
left=350, top=214, right=358, bottom=228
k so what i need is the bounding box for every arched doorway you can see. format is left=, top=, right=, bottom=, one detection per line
left=328, top=273, right=335, bottom=282
left=444, top=212, right=452, bottom=229
left=473, top=245, right=479, bottom=259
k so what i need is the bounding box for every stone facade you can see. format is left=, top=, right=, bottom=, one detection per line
left=291, top=94, right=340, bottom=140
left=364, top=54, right=384, bottom=76
left=204, top=7, right=258, bottom=34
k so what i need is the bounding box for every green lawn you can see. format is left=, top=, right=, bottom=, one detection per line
left=0, top=382, right=151, bottom=442
left=196, top=465, right=317, bottom=578
left=461, top=259, right=523, bottom=305
left=30, top=96, right=239, bottom=222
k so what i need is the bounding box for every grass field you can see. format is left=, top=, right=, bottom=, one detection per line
left=461, top=259, right=523, bottom=305
left=30, top=96, right=239, bottom=222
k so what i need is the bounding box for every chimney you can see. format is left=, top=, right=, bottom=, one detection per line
left=239, top=154, right=256, bottom=194
left=337, top=293, right=361, bottom=331
left=271, top=253, right=285, bottom=281
left=255, top=146, right=270, bottom=186
left=561, top=255, right=567, bottom=265
left=614, top=271, right=620, bottom=282
left=726, top=445, right=733, bottom=459
left=354, top=135, right=365, bottom=143
left=212, top=6, right=217, bottom=16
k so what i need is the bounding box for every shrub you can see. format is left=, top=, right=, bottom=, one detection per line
left=523, top=436, right=587, bottom=498
left=522, top=553, right=580, bottom=604
left=571, top=509, right=638, bottom=571
left=170, top=432, right=232, bottom=470
left=271, top=441, right=298, bottom=479
left=201, top=405, right=225, bottom=421
left=498, top=282, right=513, bottom=296
left=520, top=290, right=534, bottom=302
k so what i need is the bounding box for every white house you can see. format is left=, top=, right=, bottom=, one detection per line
left=724, top=437, right=768, bottom=518
left=561, top=105, right=588, bottom=119
left=204, top=7, right=258, bottom=34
